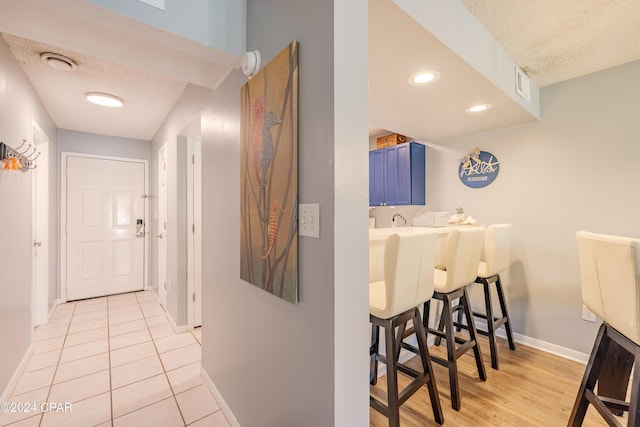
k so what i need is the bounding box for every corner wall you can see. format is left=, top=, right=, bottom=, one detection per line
left=0, top=37, right=57, bottom=395
left=197, top=0, right=369, bottom=425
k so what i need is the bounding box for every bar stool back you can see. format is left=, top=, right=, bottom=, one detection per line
left=369, top=231, right=444, bottom=426
left=569, top=231, right=640, bottom=426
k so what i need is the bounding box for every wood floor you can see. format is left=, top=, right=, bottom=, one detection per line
left=370, top=334, right=621, bottom=427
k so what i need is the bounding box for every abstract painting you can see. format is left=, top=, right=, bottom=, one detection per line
left=240, top=41, right=299, bottom=303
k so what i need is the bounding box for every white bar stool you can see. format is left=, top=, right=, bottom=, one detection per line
left=425, top=227, right=487, bottom=411
left=470, top=223, right=516, bottom=370
left=369, top=231, right=444, bottom=426
left=569, top=231, right=640, bottom=426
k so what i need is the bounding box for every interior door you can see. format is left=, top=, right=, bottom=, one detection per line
left=187, top=137, right=202, bottom=327
left=32, top=138, right=49, bottom=327
left=158, top=144, right=168, bottom=309
left=66, top=156, right=145, bottom=300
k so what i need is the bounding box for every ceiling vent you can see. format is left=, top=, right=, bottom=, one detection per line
left=40, top=52, right=77, bottom=71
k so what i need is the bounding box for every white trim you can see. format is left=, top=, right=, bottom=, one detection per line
left=374, top=329, right=589, bottom=379
left=31, top=119, right=50, bottom=329
left=60, top=152, right=149, bottom=302
left=504, top=329, right=589, bottom=364
left=166, top=310, right=188, bottom=334
left=200, top=367, right=241, bottom=427
left=473, top=318, right=591, bottom=364
left=0, top=344, right=33, bottom=403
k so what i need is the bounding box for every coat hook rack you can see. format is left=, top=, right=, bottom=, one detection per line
left=0, top=139, right=39, bottom=171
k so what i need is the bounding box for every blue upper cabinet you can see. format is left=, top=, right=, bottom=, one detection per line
left=369, top=142, right=425, bottom=206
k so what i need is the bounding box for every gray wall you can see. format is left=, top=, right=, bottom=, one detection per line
left=0, top=37, right=57, bottom=395
left=85, top=0, right=246, bottom=56
left=57, top=129, right=151, bottom=161
left=374, top=61, right=640, bottom=356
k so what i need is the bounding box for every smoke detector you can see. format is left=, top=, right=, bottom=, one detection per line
left=241, top=50, right=261, bottom=78
left=40, top=52, right=77, bottom=71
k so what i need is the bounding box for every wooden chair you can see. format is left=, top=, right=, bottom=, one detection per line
left=370, top=231, right=444, bottom=426
left=568, top=231, right=640, bottom=426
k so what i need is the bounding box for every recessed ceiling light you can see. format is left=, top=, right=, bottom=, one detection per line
left=409, top=70, right=440, bottom=86
left=465, top=103, right=492, bottom=113
left=85, top=92, right=124, bottom=108
left=40, top=52, right=77, bottom=71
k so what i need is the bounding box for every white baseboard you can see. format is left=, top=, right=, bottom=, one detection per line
left=200, top=367, right=241, bottom=427
left=1, top=343, right=33, bottom=403
left=166, top=311, right=188, bottom=334
left=373, top=326, right=589, bottom=379
left=504, top=330, right=590, bottom=364
left=474, top=319, right=591, bottom=364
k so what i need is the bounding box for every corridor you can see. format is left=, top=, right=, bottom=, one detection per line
left=1, top=291, right=228, bottom=427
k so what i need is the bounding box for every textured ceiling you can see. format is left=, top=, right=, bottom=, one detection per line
left=460, top=0, right=640, bottom=87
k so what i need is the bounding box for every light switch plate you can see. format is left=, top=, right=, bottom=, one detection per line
left=299, top=203, right=320, bottom=238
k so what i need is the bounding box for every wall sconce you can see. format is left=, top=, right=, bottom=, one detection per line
left=241, top=50, right=261, bottom=78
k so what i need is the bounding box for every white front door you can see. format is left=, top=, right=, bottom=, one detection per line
left=65, top=156, right=146, bottom=300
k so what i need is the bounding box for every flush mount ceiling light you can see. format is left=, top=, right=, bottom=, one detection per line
left=40, top=52, right=77, bottom=71
left=408, top=70, right=440, bottom=86
left=85, top=92, right=124, bottom=108
left=465, top=103, right=493, bottom=113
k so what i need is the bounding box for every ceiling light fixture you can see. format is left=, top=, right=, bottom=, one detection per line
left=85, top=92, right=124, bottom=108
left=409, top=70, right=440, bottom=86
left=465, top=103, right=492, bottom=113
left=40, top=52, right=77, bottom=71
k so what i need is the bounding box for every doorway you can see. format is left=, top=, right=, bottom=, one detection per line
left=186, top=136, right=202, bottom=328
left=157, top=143, right=168, bottom=309
left=31, top=120, right=49, bottom=327
left=61, top=153, right=148, bottom=301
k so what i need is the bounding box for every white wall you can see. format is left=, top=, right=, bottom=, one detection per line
left=0, top=37, right=57, bottom=395
left=423, top=61, right=640, bottom=354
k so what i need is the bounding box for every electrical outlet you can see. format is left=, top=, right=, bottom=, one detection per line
left=582, top=304, right=597, bottom=322
left=299, top=203, right=320, bottom=238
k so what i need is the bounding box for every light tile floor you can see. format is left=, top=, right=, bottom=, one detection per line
left=1, top=291, right=230, bottom=427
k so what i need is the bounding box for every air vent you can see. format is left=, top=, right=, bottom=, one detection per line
left=515, top=66, right=530, bottom=102
left=40, top=52, right=77, bottom=71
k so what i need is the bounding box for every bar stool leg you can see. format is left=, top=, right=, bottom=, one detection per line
left=482, top=279, right=499, bottom=370
left=384, top=318, right=401, bottom=427
left=412, top=308, right=444, bottom=425
left=568, top=323, right=610, bottom=427
left=441, top=293, right=462, bottom=411
left=370, top=324, right=380, bottom=385
left=462, top=288, right=487, bottom=381
left=495, top=276, right=516, bottom=350
left=629, top=350, right=640, bottom=427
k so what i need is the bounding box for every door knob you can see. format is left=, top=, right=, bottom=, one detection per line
left=157, top=234, right=163, bottom=239
left=33, top=241, right=42, bottom=247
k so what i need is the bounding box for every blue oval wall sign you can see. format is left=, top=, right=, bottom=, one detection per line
left=458, top=149, right=499, bottom=188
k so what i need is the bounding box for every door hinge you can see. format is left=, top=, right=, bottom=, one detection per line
left=164, top=282, right=167, bottom=291
left=192, top=155, right=195, bottom=165
left=65, top=168, right=69, bottom=176
left=192, top=224, right=195, bottom=233
left=192, top=293, right=195, bottom=303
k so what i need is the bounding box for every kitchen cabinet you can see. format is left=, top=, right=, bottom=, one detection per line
left=369, top=141, right=425, bottom=206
